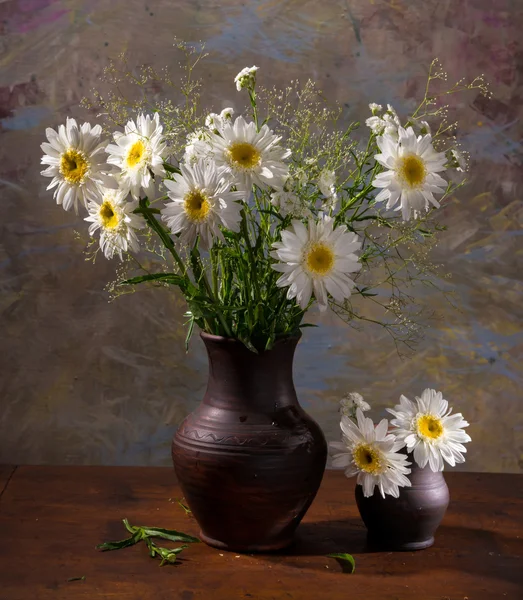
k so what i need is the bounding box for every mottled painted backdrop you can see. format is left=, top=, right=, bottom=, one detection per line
left=0, top=0, right=521, bottom=472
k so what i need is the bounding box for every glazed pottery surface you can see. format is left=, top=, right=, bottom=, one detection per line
left=172, top=332, right=328, bottom=553
left=355, top=457, right=449, bottom=551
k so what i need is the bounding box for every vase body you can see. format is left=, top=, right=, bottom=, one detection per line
left=172, top=332, right=328, bottom=553
left=355, top=458, right=449, bottom=551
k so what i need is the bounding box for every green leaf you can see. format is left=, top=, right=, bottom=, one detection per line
left=264, top=330, right=276, bottom=351
left=417, top=228, right=435, bottom=238
left=139, top=527, right=200, bottom=544
left=159, top=554, right=178, bottom=566
left=133, top=206, right=161, bottom=215
left=144, top=537, right=188, bottom=566
left=163, top=162, right=181, bottom=175
left=122, top=518, right=137, bottom=535
left=238, top=336, right=259, bottom=354
left=327, top=553, right=356, bottom=574
left=67, top=576, right=86, bottom=582
left=160, top=545, right=187, bottom=559
left=184, top=316, right=195, bottom=353
left=257, top=208, right=284, bottom=221
left=352, top=214, right=380, bottom=222
left=177, top=498, right=192, bottom=515
left=356, top=287, right=378, bottom=297
left=221, top=229, right=241, bottom=241
left=96, top=530, right=142, bottom=552
left=120, top=273, right=185, bottom=286
left=299, top=323, right=318, bottom=329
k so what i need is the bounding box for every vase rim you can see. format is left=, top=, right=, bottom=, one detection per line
left=200, top=331, right=302, bottom=347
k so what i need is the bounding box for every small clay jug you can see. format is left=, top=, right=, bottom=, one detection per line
left=172, top=332, right=327, bottom=553
left=355, top=455, right=449, bottom=550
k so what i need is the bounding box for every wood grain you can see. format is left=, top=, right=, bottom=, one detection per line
left=0, top=465, right=16, bottom=500
left=0, top=467, right=521, bottom=599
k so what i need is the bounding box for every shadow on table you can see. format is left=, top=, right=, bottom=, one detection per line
left=276, top=518, right=369, bottom=557
left=258, top=519, right=523, bottom=588
left=420, top=523, right=523, bottom=589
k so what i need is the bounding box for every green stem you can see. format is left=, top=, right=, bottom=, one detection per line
left=148, top=194, right=169, bottom=206
left=335, top=184, right=372, bottom=224
left=134, top=207, right=161, bottom=215
left=411, top=59, right=441, bottom=120
left=211, top=247, right=219, bottom=298
left=163, top=162, right=181, bottom=175
left=203, top=273, right=232, bottom=337
left=240, top=210, right=262, bottom=303
left=249, top=89, right=260, bottom=131
left=138, top=200, right=186, bottom=276
left=190, top=247, right=233, bottom=338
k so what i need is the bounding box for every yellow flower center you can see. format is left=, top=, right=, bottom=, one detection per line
left=416, top=414, right=444, bottom=440
left=99, top=201, right=120, bottom=230
left=398, top=154, right=426, bottom=188
left=184, top=189, right=211, bottom=223
left=59, top=149, right=88, bottom=184
left=305, top=242, right=335, bottom=276
left=353, top=443, right=383, bottom=474
left=227, top=142, right=260, bottom=170
left=126, top=140, right=147, bottom=168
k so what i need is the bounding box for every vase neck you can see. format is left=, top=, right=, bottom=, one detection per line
left=408, top=459, right=446, bottom=487
left=201, top=334, right=300, bottom=411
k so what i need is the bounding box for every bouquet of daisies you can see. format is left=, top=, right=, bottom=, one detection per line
left=40, top=46, right=489, bottom=352
left=329, top=390, right=471, bottom=498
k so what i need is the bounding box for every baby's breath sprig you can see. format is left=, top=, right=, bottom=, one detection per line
left=409, top=58, right=491, bottom=143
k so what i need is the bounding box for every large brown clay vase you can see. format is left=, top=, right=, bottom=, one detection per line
left=172, top=332, right=328, bottom=552
left=355, top=457, right=449, bottom=551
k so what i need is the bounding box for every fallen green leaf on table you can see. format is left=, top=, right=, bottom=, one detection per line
left=67, top=576, right=86, bottom=582
left=122, top=518, right=199, bottom=543
left=139, top=526, right=199, bottom=544
left=144, top=537, right=188, bottom=566
left=96, top=518, right=200, bottom=566
left=327, top=553, right=356, bottom=574
left=96, top=528, right=142, bottom=551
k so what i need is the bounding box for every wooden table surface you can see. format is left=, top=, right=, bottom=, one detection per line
left=0, top=466, right=521, bottom=600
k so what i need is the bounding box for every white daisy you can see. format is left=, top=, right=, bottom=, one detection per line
left=369, top=103, right=382, bottom=114
left=270, top=215, right=361, bottom=312
left=318, top=169, right=338, bottom=209
left=106, top=113, right=168, bottom=201
left=372, top=126, right=448, bottom=221
left=340, top=392, right=371, bottom=419
left=448, top=148, right=467, bottom=172
left=84, top=185, right=144, bottom=260
left=205, top=107, right=235, bottom=133
left=234, top=66, right=258, bottom=91
left=220, top=107, right=235, bottom=121
left=206, top=116, right=290, bottom=192
left=365, top=116, right=386, bottom=135
left=295, top=170, right=308, bottom=187
left=387, top=388, right=472, bottom=472
left=384, top=104, right=402, bottom=134
left=161, top=160, right=244, bottom=249
left=40, top=117, right=112, bottom=214
left=365, top=104, right=401, bottom=138
left=270, top=190, right=311, bottom=219
left=184, top=128, right=211, bottom=164
left=329, top=409, right=412, bottom=498
left=410, top=117, right=431, bottom=135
